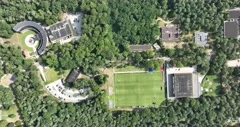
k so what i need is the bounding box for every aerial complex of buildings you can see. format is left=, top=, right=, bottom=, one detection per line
left=10, top=9, right=240, bottom=108
left=11, top=14, right=87, bottom=103
left=166, top=66, right=201, bottom=100
left=224, top=9, right=240, bottom=39
left=13, top=13, right=82, bottom=56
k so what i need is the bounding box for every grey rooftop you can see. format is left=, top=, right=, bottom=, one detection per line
left=13, top=21, right=48, bottom=55
left=129, top=45, right=153, bottom=52
left=195, top=32, right=208, bottom=46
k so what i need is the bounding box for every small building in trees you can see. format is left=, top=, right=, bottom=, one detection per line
left=161, top=25, right=180, bottom=42
left=65, top=69, right=80, bottom=83
left=153, top=43, right=161, bottom=50
left=129, top=45, right=153, bottom=52
left=22, top=50, right=30, bottom=58
left=166, top=66, right=202, bottom=100
left=224, top=9, right=240, bottom=39
left=194, top=32, right=208, bottom=47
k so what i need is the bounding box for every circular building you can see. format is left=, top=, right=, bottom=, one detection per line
left=13, top=21, right=48, bottom=55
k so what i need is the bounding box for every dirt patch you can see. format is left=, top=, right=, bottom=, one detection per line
left=156, top=17, right=175, bottom=28
left=108, top=87, right=113, bottom=95
left=209, top=82, right=213, bottom=86
left=156, top=17, right=175, bottom=24
left=0, top=74, right=17, bottom=87
left=77, top=74, right=89, bottom=79
left=163, top=42, right=185, bottom=49
left=181, top=32, right=193, bottom=41
left=100, top=68, right=114, bottom=89
left=1, top=33, right=21, bottom=46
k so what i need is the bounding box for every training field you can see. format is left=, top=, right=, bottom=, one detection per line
left=114, top=72, right=165, bottom=108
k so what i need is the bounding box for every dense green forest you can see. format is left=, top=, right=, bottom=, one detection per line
left=0, top=45, right=239, bottom=126
left=0, top=0, right=240, bottom=126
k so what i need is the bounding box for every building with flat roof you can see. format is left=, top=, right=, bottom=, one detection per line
left=195, top=32, right=208, bottom=46
left=129, top=45, right=153, bottom=52
left=161, top=25, right=180, bottom=42
left=224, top=9, right=240, bottom=38
left=166, top=66, right=201, bottom=99
left=224, top=21, right=239, bottom=38
left=45, top=20, right=74, bottom=43
left=65, top=69, right=80, bottom=83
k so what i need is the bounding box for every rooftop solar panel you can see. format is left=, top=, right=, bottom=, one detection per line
left=46, top=20, right=74, bottom=42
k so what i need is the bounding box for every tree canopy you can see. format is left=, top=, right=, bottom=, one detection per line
left=0, top=0, right=240, bottom=126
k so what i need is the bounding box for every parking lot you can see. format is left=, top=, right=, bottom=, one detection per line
left=45, top=79, right=88, bottom=103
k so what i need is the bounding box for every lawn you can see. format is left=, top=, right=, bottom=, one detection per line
left=44, top=68, right=70, bottom=85
left=114, top=72, right=165, bottom=108
left=115, top=66, right=145, bottom=72
left=1, top=104, right=20, bottom=123
left=202, top=75, right=221, bottom=96
left=20, top=30, right=36, bottom=52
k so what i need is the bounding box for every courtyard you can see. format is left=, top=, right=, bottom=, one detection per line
left=20, top=30, right=39, bottom=53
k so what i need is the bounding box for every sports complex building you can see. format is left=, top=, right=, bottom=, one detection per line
left=165, top=66, right=202, bottom=100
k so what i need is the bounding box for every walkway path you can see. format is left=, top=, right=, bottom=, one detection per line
left=34, top=62, right=46, bottom=81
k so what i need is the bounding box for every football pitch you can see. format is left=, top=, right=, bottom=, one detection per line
left=114, top=72, right=165, bottom=108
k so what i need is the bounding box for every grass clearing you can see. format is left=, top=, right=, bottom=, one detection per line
left=202, top=75, right=221, bottom=96
left=20, top=30, right=36, bottom=52
left=181, top=32, right=193, bottom=41
left=44, top=68, right=70, bottom=85
left=157, top=20, right=166, bottom=28
left=1, top=105, right=20, bottom=123
left=114, top=72, right=165, bottom=108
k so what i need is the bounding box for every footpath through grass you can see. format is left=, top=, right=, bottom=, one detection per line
left=202, top=75, right=221, bottom=96
left=114, top=72, right=165, bottom=108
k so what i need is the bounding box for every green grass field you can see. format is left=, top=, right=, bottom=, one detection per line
left=202, top=75, right=221, bottom=96
left=44, top=68, right=70, bottom=85
left=20, top=30, right=36, bottom=52
left=114, top=72, right=165, bottom=108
